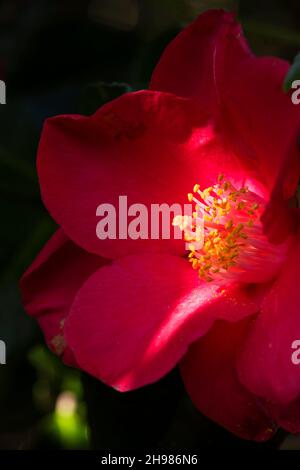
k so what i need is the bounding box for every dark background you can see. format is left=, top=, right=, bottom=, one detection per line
left=0, top=0, right=299, bottom=450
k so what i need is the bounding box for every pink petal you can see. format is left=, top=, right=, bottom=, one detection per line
left=20, top=229, right=106, bottom=365
left=37, top=90, right=250, bottom=259
left=261, top=148, right=300, bottom=244
left=237, top=236, right=300, bottom=405
left=223, top=56, right=300, bottom=198
left=180, top=318, right=276, bottom=441
left=151, top=9, right=300, bottom=203
left=64, top=253, right=265, bottom=391
left=150, top=9, right=251, bottom=114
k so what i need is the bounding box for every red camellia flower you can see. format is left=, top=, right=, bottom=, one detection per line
left=21, top=10, right=300, bottom=440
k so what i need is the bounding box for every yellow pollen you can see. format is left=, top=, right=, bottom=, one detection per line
left=175, top=174, right=262, bottom=282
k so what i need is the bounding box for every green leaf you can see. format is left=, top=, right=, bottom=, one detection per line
left=283, top=52, right=300, bottom=92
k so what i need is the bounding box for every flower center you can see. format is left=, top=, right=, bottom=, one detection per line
left=173, top=174, right=287, bottom=283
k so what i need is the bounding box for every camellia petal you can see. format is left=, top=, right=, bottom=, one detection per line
left=151, top=9, right=300, bottom=202
left=237, top=236, right=300, bottom=405
left=37, top=90, right=251, bottom=259
left=65, top=254, right=266, bottom=391
left=20, top=229, right=106, bottom=365
left=222, top=56, right=300, bottom=198
left=261, top=141, right=300, bottom=244
left=180, top=318, right=277, bottom=441
left=150, top=9, right=251, bottom=115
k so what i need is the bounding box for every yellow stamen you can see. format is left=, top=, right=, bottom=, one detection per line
left=174, top=174, right=263, bottom=282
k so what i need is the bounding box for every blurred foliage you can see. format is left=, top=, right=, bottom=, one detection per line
left=0, top=0, right=299, bottom=450
left=29, top=346, right=89, bottom=449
